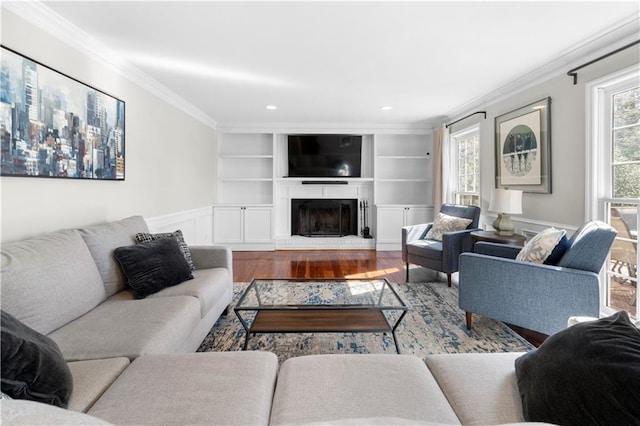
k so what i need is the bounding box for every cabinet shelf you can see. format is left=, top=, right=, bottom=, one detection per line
left=222, top=178, right=273, bottom=182
left=377, top=155, right=429, bottom=160
left=221, top=154, right=273, bottom=159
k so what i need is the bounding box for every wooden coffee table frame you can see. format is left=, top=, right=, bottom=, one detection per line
left=234, top=278, right=408, bottom=354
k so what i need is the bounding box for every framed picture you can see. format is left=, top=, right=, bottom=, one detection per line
left=0, top=46, right=125, bottom=180
left=495, top=97, right=551, bottom=193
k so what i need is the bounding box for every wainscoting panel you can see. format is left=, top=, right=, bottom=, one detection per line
left=146, top=207, right=213, bottom=245
left=479, top=213, right=579, bottom=241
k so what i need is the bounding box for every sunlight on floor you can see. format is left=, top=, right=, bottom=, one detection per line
left=345, top=268, right=400, bottom=279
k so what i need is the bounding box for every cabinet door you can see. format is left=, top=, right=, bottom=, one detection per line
left=213, top=207, right=244, bottom=243
left=376, top=207, right=406, bottom=244
left=405, top=207, right=431, bottom=227
left=244, top=207, right=273, bottom=243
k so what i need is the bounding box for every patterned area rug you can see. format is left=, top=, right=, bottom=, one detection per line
left=198, top=278, right=534, bottom=363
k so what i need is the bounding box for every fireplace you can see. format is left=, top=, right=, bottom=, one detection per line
left=291, top=199, right=358, bottom=237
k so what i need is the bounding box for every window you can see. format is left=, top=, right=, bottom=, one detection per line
left=587, top=65, right=639, bottom=317
left=450, top=126, right=480, bottom=206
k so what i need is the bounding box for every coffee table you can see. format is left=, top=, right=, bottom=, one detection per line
left=234, top=278, right=408, bottom=353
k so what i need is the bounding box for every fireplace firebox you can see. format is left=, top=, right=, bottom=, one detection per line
left=291, top=199, right=358, bottom=237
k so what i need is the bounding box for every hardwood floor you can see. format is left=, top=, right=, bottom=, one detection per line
left=232, top=250, right=406, bottom=283
left=232, top=249, right=547, bottom=347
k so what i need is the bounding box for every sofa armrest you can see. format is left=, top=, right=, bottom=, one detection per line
left=458, top=252, right=600, bottom=335
left=440, top=228, right=481, bottom=273
left=401, top=223, right=433, bottom=261
left=473, top=242, right=521, bottom=259
left=188, top=245, right=233, bottom=275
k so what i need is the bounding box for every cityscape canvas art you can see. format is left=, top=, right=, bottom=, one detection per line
left=0, top=46, right=125, bottom=180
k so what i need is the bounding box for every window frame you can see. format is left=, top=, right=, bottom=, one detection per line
left=449, top=125, right=481, bottom=207
left=585, top=64, right=640, bottom=317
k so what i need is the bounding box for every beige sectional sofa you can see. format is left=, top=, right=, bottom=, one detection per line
left=1, top=216, right=545, bottom=425
left=3, top=351, right=542, bottom=425
left=1, top=215, right=233, bottom=361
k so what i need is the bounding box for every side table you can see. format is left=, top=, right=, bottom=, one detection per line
left=470, top=230, right=526, bottom=247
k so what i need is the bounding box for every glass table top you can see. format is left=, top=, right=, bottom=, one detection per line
left=235, top=278, right=406, bottom=310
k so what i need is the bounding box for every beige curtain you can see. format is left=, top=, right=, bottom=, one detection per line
left=432, top=124, right=449, bottom=210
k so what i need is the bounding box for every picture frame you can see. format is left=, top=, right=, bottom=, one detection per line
left=494, top=97, right=551, bottom=193
left=0, top=45, right=125, bottom=180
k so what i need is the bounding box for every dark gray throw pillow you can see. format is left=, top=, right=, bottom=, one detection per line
left=114, top=237, right=194, bottom=299
left=515, top=311, right=640, bottom=425
left=134, top=229, right=195, bottom=271
left=1, top=310, right=73, bottom=408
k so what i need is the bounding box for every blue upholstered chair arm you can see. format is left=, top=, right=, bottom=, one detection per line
left=441, top=228, right=481, bottom=272
left=473, top=242, right=521, bottom=259
left=458, top=252, right=601, bottom=335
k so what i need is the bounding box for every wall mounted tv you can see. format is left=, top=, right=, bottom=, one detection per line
left=287, top=134, right=362, bottom=178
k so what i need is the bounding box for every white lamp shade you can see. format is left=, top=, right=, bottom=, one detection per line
left=489, top=188, right=523, bottom=214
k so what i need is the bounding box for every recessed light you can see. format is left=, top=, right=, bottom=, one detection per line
left=380, top=106, right=392, bottom=111
left=266, top=105, right=277, bottom=110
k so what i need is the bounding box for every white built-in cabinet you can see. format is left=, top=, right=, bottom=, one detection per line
left=214, top=132, right=275, bottom=250
left=375, top=206, right=432, bottom=250
left=214, top=130, right=433, bottom=250
left=213, top=206, right=274, bottom=249
left=374, top=134, right=434, bottom=250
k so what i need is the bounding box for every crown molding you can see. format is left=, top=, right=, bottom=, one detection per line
left=445, top=13, right=640, bottom=124
left=2, top=1, right=218, bottom=130
left=217, top=121, right=435, bottom=134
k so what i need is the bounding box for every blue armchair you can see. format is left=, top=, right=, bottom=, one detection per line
left=458, top=221, right=617, bottom=336
left=402, top=204, right=481, bottom=286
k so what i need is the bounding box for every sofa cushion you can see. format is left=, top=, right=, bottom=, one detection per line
left=1, top=229, right=106, bottom=335
left=425, top=352, right=526, bottom=425
left=516, top=228, right=566, bottom=264
left=113, top=237, right=193, bottom=299
left=135, top=230, right=195, bottom=270
left=425, top=212, right=473, bottom=242
left=269, top=354, right=460, bottom=425
left=0, top=399, right=112, bottom=425
left=48, top=296, right=201, bottom=361
left=1, top=311, right=73, bottom=408
left=78, top=216, right=149, bottom=297
left=67, top=358, right=130, bottom=413
left=515, top=311, right=640, bottom=425
left=148, top=267, right=230, bottom=318
left=88, top=352, right=278, bottom=426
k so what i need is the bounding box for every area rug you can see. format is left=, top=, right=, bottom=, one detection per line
left=197, top=280, right=534, bottom=363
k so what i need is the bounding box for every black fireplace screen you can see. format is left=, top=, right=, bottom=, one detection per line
left=291, top=199, right=358, bottom=237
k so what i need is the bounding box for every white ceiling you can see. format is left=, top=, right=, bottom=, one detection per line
left=32, top=1, right=640, bottom=128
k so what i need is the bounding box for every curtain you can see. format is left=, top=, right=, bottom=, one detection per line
left=432, top=124, right=449, bottom=210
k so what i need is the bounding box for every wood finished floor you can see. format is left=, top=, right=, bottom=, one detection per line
left=232, top=250, right=547, bottom=346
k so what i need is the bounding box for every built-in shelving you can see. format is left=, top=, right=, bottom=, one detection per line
left=373, top=133, right=434, bottom=249
left=217, top=132, right=274, bottom=205
left=215, top=130, right=434, bottom=250
left=374, top=134, right=432, bottom=206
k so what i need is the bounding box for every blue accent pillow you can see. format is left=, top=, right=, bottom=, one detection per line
left=543, top=234, right=569, bottom=265
left=1, top=311, right=73, bottom=408
left=515, top=311, right=640, bottom=425
left=114, top=237, right=193, bottom=299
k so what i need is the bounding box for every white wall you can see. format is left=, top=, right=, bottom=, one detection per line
left=1, top=9, right=217, bottom=243
left=448, top=47, right=639, bottom=230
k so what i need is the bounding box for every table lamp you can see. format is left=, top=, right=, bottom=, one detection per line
left=489, top=188, right=522, bottom=236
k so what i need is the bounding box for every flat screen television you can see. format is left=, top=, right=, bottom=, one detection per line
left=287, top=134, right=362, bottom=178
